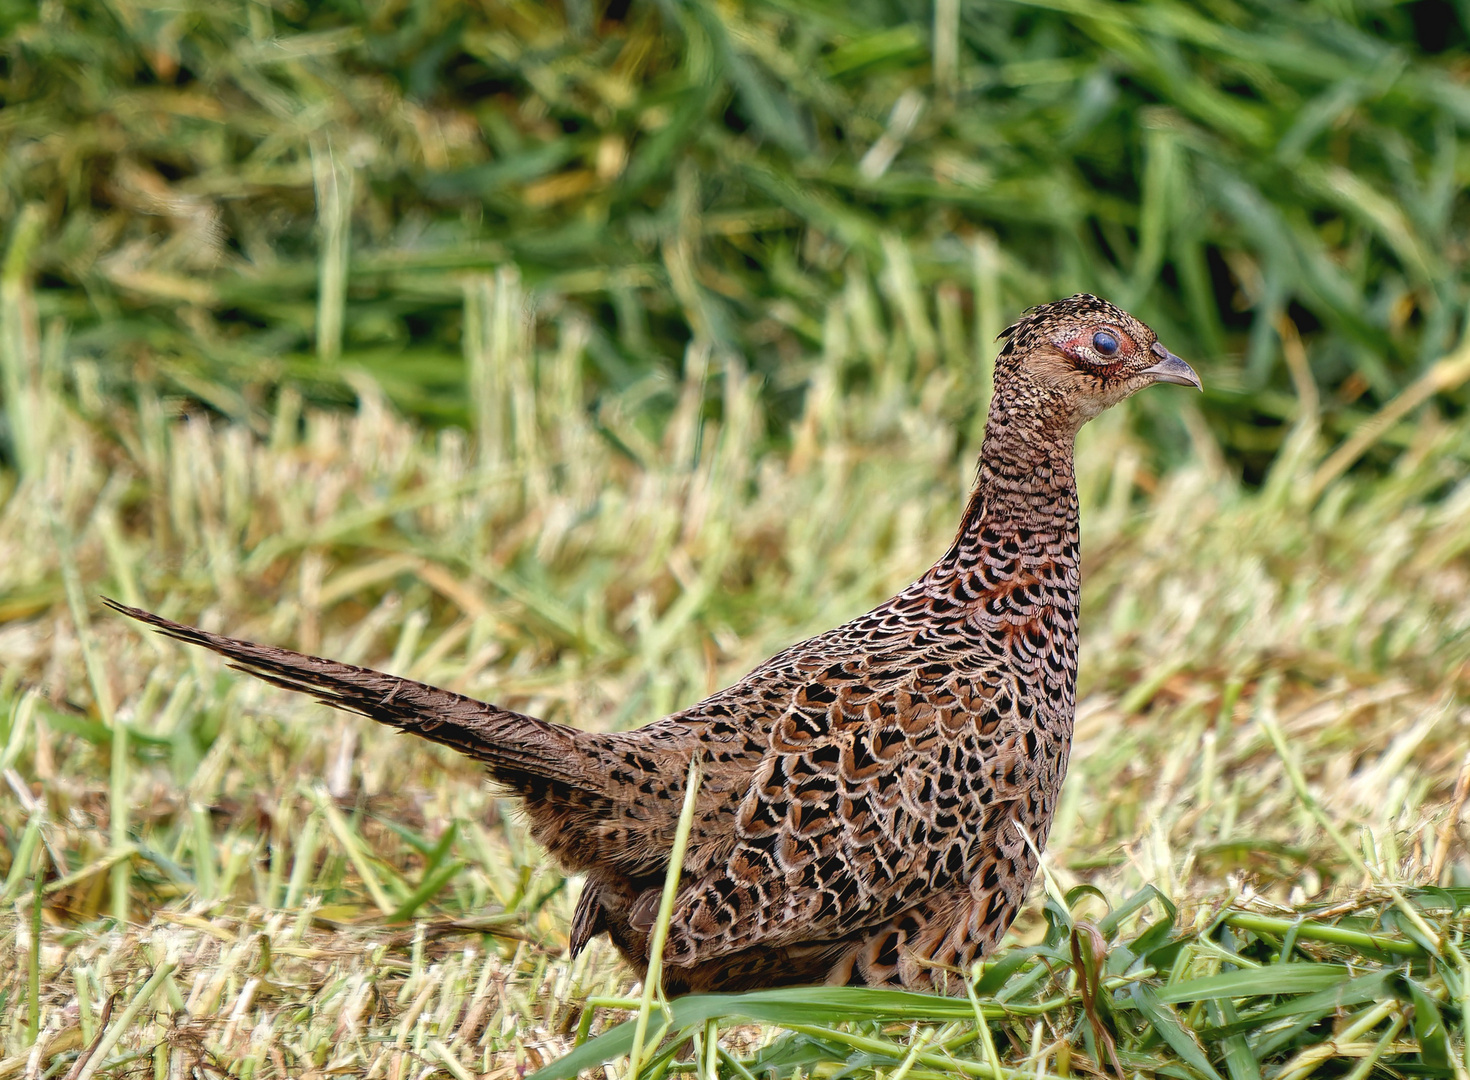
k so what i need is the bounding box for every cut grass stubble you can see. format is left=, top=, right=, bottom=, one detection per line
left=2, top=260, right=1470, bottom=1079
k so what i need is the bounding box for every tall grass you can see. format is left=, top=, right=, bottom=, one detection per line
left=3, top=0, right=1470, bottom=477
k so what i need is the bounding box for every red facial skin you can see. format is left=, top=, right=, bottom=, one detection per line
left=1053, top=325, right=1137, bottom=372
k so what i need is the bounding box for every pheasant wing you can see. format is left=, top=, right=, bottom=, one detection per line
left=653, top=655, right=1052, bottom=964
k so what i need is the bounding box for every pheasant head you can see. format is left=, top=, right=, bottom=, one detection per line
left=994, top=294, right=1201, bottom=432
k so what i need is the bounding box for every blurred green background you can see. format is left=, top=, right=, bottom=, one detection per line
left=5, top=0, right=1469, bottom=485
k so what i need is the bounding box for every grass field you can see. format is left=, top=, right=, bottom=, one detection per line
left=1, top=265, right=1469, bottom=1076
left=5, top=0, right=1470, bottom=1076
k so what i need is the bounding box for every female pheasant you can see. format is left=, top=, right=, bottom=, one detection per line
left=112, top=294, right=1199, bottom=994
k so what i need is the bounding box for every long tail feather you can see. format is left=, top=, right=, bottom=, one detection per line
left=104, top=599, right=583, bottom=786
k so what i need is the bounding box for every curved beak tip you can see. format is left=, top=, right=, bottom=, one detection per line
left=1141, top=351, right=1203, bottom=391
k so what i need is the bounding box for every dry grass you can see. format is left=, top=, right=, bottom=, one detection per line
left=1, top=260, right=1470, bottom=1077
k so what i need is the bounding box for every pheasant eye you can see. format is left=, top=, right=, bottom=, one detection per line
left=1091, top=331, right=1119, bottom=356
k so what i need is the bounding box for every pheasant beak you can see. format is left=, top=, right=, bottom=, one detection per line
left=1140, top=343, right=1202, bottom=390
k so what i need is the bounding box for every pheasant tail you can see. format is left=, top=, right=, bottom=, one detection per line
left=102, top=600, right=582, bottom=790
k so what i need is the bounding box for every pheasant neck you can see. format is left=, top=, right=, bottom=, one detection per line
left=936, top=391, right=1081, bottom=577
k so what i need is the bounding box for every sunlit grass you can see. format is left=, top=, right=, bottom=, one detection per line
left=1, top=258, right=1468, bottom=1075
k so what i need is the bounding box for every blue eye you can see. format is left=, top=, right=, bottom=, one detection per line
left=1092, top=331, right=1119, bottom=356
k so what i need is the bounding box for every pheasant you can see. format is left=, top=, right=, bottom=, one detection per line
left=111, top=294, right=1200, bottom=994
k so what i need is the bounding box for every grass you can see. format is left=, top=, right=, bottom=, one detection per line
left=4, top=0, right=1470, bottom=480
left=4, top=0, right=1470, bottom=1076
left=0, top=256, right=1469, bottom=1075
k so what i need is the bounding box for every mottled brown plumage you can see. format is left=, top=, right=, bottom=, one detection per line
left=110, top=294, right=1200, bottom=994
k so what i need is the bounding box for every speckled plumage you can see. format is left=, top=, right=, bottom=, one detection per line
left=111, top=294, right=1200, bottom=995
